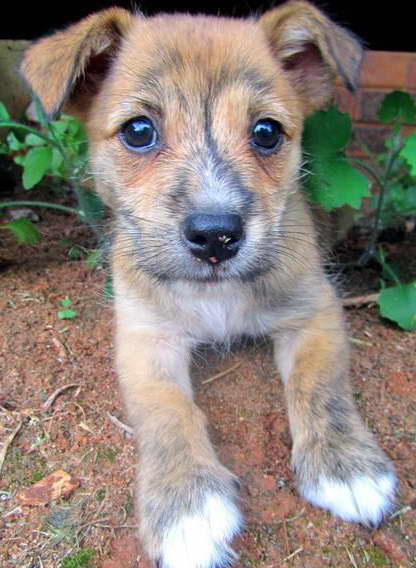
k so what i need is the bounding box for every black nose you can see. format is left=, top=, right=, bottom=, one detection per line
left=183, top=213, right=244, bottom=263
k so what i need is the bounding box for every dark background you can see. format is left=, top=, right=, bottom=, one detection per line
left=1, top=1, right=414, bottom=52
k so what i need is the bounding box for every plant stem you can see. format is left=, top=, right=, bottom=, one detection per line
left=377, top=245, right=402, bottom=287
left=0, top=121, right=60, bottom=149
left=356, top=141, right=404, bottom=265
left=0, top=201, right=77, bottom=215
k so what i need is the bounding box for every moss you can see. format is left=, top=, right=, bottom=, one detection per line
left=61, top=548, right=95, bottom=568
left=31, top=469, right=46, bottom=483
left=96, top=446, right=118, bottom=463
left=363, top=546, right=390, bottom=566
left=2, top=447, right=47, bottom=489
left=95, top=488, right=106, bottom=502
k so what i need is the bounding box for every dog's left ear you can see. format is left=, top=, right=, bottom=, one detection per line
left=259, top=1, right=363, bottom=114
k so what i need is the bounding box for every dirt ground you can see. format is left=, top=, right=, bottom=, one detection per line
left=1, top=203, right=415, bottom=568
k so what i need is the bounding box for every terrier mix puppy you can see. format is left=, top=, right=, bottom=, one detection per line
left=22, top=2, right=397, bottom=567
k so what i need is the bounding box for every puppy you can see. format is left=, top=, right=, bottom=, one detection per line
left=21, top=3, right=397, bottom=567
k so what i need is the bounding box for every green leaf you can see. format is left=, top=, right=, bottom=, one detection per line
left=378, top=282, right=416, bottom=331
left=76, top=187, right=105, bottom=227
left=22, top=146, right=52, bottom=189
left=60, top=296, right=72, bottom=308
left=400, top=132, right=416, bottom=176
left=7, top=131, right=25, bottom=152
left=57, top=308, right=77, bottom=320
left=378, top=91, right=416, bottom=125
left=303, top=106, right=352, bottom=155
left=0, top=101, right=10, bottom=121
left=306, top=155, right=370, bottom=211
left=25, top=132, right=46, bottom=146
left=13, top=154, right=25, bottom=166
left=85, top=249, right=103, bottom=269
left=32, top=96, right=49, bottom=126
left=49, top=119, right=69, bottom=136
left=3, top=218, right=41, bottom=244
left=50, top=147, right=65, bottom=176
left=68, top=245, right=83, bottom=260
left=103, top=276, right=113, bottom=300
left=302, top=106, right=370, bottom=211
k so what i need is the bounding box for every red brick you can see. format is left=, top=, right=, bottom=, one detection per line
left=359, top=90, right=389, bottom=122
left=360, top=51, right=416, bottom=89
left=333, top=87, right=360, bottom=120
left=350, top=124, right=391, bottom=154
left=407, top=60, right=416, bottom=89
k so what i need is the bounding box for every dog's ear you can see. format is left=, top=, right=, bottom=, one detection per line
left=259, top=1, right=363, bottom=114
left=21, top=8, right=133, bottom=119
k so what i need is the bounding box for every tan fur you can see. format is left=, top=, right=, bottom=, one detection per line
left=21, top=3, right=395, bottom=566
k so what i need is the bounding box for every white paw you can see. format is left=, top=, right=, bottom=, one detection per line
left=301, top=472, right=397, bottom=527
left=159, top=492, right=242, bottom=568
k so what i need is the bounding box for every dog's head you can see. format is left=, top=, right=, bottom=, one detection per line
left=22, top=2, right=362, bottom=283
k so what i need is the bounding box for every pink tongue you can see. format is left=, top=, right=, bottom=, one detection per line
left=209, top=256, right=218, bottom=264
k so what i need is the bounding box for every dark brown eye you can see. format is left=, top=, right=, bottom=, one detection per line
left=120, top=117, right=158, bottom=151
left=251, top=119, right=283, bottom=153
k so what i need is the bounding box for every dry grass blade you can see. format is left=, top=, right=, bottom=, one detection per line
left=345, top=546, right=359, bottom=568
left=343, top=292, right=379, bottom=307
left=282, top=547, right=303, bottom=562
left=201, top=361, right=242, bottom=384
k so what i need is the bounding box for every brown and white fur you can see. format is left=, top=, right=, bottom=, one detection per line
left=22, top=3, right=397, bottom=567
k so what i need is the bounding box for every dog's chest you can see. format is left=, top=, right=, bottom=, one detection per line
left=169, top=282, right=273, bottom=343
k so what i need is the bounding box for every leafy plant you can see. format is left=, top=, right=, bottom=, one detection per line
left=303, top=92, right=416, bottom=331
left=0, top=99, right=104, bottom=243
left=58, top=297, right=77, bottom=320
left=303, top=92, right=416, bottom=261
left=0, top=217, right=40, bottom=244
left=376, top=248, right=416, bottom=331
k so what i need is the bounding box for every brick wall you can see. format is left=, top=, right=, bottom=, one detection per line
left=334, top=51, right=416, bottom=157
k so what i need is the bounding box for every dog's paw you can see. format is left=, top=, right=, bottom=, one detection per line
left=300, top=471, right=397, bottom=527
left=157, top=492, right=242, bottom=568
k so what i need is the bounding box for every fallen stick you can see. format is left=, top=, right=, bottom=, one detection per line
left=107, top=412, right=134, bottom=437
left=42, top=383, right=80, bottom=411
left=342, top=292, right=379, bottom=308
left=201, top=361, right=242, bottom=385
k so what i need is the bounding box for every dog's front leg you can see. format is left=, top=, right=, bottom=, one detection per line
left=274, top=292, right=397, bottom=527
left=115, top=293, right=242, bottom=568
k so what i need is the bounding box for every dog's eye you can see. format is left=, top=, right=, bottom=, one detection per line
left=251, top=119, right=283, bottom=152
left=120, top=117, right=158, bottom=151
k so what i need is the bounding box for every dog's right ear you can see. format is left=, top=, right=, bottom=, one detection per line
left=21, top=8, right=133, bottom=120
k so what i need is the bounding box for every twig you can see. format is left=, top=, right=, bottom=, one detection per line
left=88, top=523, right=139, bottom=530
left=76, top=517, right=110, bottom=535
left=0, top=419, right=23, bottom=474
left=282, top=547, right=303, bottom=562
left=76, top=518, right=138, bottom=536
left=389, top=505, right=412, bottom=519
left=349, top=337, right=373, bottom=347
left=282, top=518, right=290, bottom=557
left=201, top=361, right=242, bottom=384
left=283, top=508, right=305, bottom=524
left=342, top=293, right=379, bottom=308
left=107, top=413, right=134, bottom=437
left=42, top=383, right=79, bottom=411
